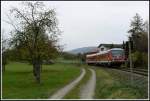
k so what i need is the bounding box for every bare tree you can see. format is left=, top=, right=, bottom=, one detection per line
left=6, top=2, right=60, bottom=83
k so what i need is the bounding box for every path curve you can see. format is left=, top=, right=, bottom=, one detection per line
left=80, top=68, right=96, bottom=99
left=49, top=68, right=86, bottom=99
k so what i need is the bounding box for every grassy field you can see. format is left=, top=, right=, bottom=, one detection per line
left=2, top=62, right=81, bottom=99
left=2, top=62, right=148, bottom=99
left=94, top=66, right=148, bottom=99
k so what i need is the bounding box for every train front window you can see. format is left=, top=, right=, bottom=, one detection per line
left=111, top=50, right=124, bottom=56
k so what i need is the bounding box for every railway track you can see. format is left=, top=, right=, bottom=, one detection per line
left=93, top=65, right=148, bottom=76
left=115, top=68, right=148, bottom=76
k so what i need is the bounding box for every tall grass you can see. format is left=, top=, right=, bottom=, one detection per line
left=94, top=67, right=148, bottom=99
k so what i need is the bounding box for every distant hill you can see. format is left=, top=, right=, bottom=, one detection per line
left=67, top=46, right=98, bottom=54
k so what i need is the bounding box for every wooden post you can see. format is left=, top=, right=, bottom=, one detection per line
left=129, top=37, right=133, bottom=84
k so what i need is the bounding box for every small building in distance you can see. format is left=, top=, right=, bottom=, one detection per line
left=97, top=43, right=123, bottom=52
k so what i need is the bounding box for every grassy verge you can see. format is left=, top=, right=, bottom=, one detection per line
left=2, top=62, right=81, bottom=99
left=63, top=65, right=91, bottom=99
left=94, top=67, right=148, bottom=99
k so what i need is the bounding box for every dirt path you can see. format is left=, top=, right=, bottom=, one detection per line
left=80, top=68, right=96, bottom=99
left=49, top=68, right=86, bottom=99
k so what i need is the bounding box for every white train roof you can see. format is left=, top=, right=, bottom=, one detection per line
left=86, top=48, right=124, bottom=57
left=110, top=48, right=124, bottom=50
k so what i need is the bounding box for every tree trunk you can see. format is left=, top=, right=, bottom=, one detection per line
left=33, top=63, right=37, bottom=77
left=2, top=64, right=5, bottom=72
left=33, top=60, right=41, bottom=84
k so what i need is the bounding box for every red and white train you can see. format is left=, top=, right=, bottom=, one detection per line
left=86, top=48, right=126, bottom=66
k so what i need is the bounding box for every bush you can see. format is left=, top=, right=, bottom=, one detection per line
left=131, top=51, right=148, bottom=68
left=142, top=53, right=148, bottom=68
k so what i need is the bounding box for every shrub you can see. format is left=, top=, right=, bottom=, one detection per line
left=131, top=51, right=148, bottom=68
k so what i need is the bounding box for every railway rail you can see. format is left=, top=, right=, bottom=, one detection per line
left=93, top=65, right=148, bottom=76
left=114, top=67, right=148, bottom=76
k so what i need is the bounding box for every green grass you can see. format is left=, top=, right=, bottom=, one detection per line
left=94, top=67, right=148, bottom=99
left=2, top=62, right=81, bottom=99
left=64, top=66, right=91, bottom=99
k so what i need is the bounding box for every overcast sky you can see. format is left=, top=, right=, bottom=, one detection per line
left=1, top=1, right=149, bottom=51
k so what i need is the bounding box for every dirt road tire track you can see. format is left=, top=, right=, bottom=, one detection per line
left=80, top=68, right=96, bottom=99
left=49, top=68, right=86, bottom=99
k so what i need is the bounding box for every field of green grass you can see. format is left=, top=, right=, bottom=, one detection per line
left=94, top=66, right=148, bottom=99
left=2, top=62, right=81, bottom=99
left=2, top=62, right=148, bottom=99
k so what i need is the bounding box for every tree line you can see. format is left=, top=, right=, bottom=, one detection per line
left=123, top=13, right=148, bottom=69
